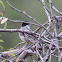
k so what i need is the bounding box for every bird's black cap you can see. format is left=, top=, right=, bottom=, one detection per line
left=22, top=22, right=29, bottom=27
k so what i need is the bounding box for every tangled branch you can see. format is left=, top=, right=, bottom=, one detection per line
left=0, top=0, right=62, bottom=62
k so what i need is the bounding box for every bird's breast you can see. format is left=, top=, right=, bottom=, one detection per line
left=19, top=33, right=26, bottom=42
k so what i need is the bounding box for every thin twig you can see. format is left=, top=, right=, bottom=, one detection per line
left=8, top=19, right=39, bottom=26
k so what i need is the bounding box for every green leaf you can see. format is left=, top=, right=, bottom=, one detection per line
left=2, top=60, right=6, bottom=62
left=0, top=45, right=3, bottom=50
left=10, top=53, right=16, bottom=59
left=10, top=53, right=15, bottom=56
left=4, top=21, right=7, bottom=30
left=9, top=48, right=13, bottom=51
left=0, top=40, right=4, bottom=42
left=0, top=1, right=5, bottom=10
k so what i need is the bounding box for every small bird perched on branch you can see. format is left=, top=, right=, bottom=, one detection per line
left=18, top=22, right=39, bottom=48
left=18, top=22, right=33, bottom=47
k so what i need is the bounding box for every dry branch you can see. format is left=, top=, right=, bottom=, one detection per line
left=0, top=0, right=62, bottom=62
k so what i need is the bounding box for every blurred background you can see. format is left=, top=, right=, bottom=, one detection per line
left=0, top=0, right=62, bottom=62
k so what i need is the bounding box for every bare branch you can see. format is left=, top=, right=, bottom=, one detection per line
left=0, top=0, right=62, bottom=62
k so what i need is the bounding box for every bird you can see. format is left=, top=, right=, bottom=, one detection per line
left=18, top=22, right=39, bottom=47
left=18, top=22, right=32, bottom=47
